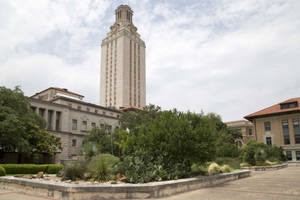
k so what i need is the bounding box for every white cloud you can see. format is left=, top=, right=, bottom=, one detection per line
left=1, top=0, right=300, bottom=121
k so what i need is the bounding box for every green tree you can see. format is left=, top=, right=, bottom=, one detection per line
left=82, top=125, right=121, bottom=159
left=117, top=108, right=217, bottom=182
left=0, top=86, right=62, bottom=162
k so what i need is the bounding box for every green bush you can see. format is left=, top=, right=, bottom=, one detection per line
left=0, top=166, right=6, bottom=176
left=47, top=164, right=63, bottom=174
left=61, top=162, right=87, bottom=181
left=191, top=163, right=207, bottom=176
left=215, top=157, right=240, bottom=169
left=0, top=164, right=48, bottom=174
left=116, top=151, right=165, bottom=183
left=254, top=148, right=267, bottom=162
left=0, top=164, right=63, bottom=174
left=88, top=154, right=119, bottom=181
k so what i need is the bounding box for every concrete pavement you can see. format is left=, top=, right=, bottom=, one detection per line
left=158, top=166, right=300, bottom=200
left=0, top=166, right=299, bottom=200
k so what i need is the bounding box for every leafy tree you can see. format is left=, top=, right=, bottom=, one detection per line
left=0, top=86, right=62, bottom=162
left=82, top=125, right=121, bottom=159
left=205, top=113, right=241, bottom=158
left=116, top=108, right=217, bottom=182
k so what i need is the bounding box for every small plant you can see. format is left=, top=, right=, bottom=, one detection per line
left=0, top=166, right=6, bottom=176
left=220, top=165, right=232, bottom=173
left=208, top=163, right=221, bottom=175
left=88, top=154, right=119, bottom=181
left=61, top=162, right=87, bottom=181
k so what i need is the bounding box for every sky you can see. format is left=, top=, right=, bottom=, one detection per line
left=1, top=0, right=300, bottom=122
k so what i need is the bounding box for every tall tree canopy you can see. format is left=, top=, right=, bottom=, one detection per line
left=0, top=86, right=62, bottom=155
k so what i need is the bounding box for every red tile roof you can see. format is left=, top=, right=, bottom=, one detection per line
left=244, top=97, right=300, bottom=120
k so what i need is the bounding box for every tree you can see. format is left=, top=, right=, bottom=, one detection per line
left=82, top=125, right=121, bottom=159
left=117, top=108, right=217, bottom=181
left=0, top=86, right=62, bottom=162
left=205, top=113, right=241, bottom=158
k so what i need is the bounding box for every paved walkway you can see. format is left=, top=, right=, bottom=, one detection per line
left=0, top=167, right=299, bottom=200
left=158, top=166, right=300, bottom=200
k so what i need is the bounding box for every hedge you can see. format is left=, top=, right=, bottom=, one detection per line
left=0, top=164, right=63, bottom=174
left=0, top=166, right=6, bottom=176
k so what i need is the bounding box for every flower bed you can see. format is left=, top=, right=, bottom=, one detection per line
left=0, top=170, right=250, bottom=200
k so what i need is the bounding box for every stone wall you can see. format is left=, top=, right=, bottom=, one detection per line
left=0, top=170, right=250, bottom=200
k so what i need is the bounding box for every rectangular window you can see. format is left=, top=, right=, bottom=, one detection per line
left=47, top=110, right=53, bottom=130
left=282, top=120, right=290, bottom=145
left=86, top=107, right=90, bottom=112
left=55, top=111, right=61, bottom=131
left=95, top=109, right=98, bottom=114
left=296, top=151, right=300, bottom=161
left=31, top=107, right=37, bottom=113
left=82, top=121, right=87, bottom=130
left=72, top=119, right=77, bottom=130
left=286, top=151, right=292, bottom=161
left=266, top=137, right=272, bottom=146
left=68, top=103, right=72, bottom=108
left=72, top=139, right=77, bottom=147
left=77, top=106, right=81, bottom=110
left=264, top=122, right=271, bottom=131
left=293, top=119, right=300, bottom=144
left=39, top=108, right=45, bottom=118
left=91, top=122, right=96, bottom=128
left=280, top=102, right=298, bottom=109
left=249, top=128, right=253, bottom=136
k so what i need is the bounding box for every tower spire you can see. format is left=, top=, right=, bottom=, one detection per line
left=115, top=5, right=133, bottom=24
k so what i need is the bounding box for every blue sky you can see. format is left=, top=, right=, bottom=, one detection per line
left=1, top=0, right=300, bottom=121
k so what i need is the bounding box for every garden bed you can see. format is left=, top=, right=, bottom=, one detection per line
left=0, top=170, right=250, bottom=200
left=241, top=163, right=287, bottom=171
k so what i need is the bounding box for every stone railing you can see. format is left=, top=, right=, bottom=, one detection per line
left=241, top=163, right=288, bottom=171
left=0, top=170, right=250, bottom=200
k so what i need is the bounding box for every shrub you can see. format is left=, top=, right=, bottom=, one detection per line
left=215, top=157, right=240, bottom=169
left=88, top=154, right=119, bottom=181
left=0, top=164, right=63, bottom=174
left=0, top=166, right=6, bottom=176
left=220, top=165, right=232, bottom=173
left=47, top=164, right=63, bottom=174
left=61, top=162, right=87, bottom=181
left=208, top=163, right=221, bottom=175
left=115, top=151, right=169, bottom=183
left=191, top=163, right=208, bottom=176
left=0, top=164, right=48, bottom=174
left=254, top=148, right=267, bottom=162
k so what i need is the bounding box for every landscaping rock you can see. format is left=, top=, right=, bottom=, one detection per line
left=64, top=180, right=71, bottom=183
left=110, top=181, right=117, bottom=184
left=83, top=172, right=92, bottom=180
left=23, top=175, right=33, bottom=179
left=37, top=171, right=44, bottom=178
left=119, top=176, right=128, bottom=183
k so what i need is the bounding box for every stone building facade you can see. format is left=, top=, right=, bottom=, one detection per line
left=30, top=87, right=120, bottom=163
left=245, top=98, right=300, bottom=162
left=100, top=5, right=146, bottom=109
left=226, top=120, right=255, bottom=147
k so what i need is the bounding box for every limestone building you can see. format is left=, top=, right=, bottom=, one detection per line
left=226, top=120, right=255, bottom=148
left=29, top=87, right=120, bottom=163
left=100, top=5, right=146, bottom=109
left=245, top=98, right=300, bottom=162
